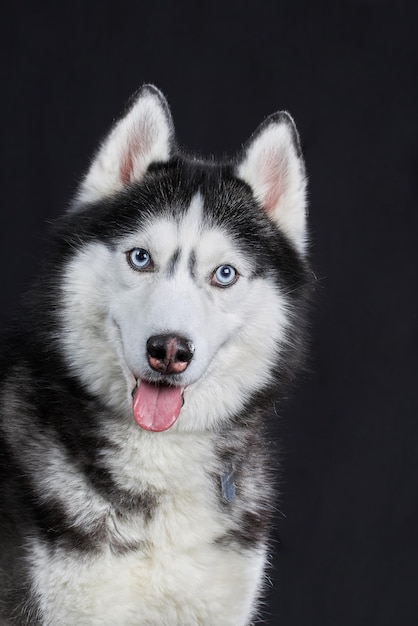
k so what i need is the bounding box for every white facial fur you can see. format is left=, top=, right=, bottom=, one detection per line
left=59, top=193, right=290, bottom=431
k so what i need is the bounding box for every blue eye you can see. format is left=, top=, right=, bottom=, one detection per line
left=127, top=248, right=153, bottom=271
left=212, top=264, right=238, bottom=287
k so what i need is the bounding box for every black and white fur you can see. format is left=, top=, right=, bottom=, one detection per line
left=0, top=85, right=312, bottom=625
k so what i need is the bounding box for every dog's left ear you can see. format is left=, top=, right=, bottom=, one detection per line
left=236, top=112, right=307, bottom=254
left=76, top=85, right=174, bottom=205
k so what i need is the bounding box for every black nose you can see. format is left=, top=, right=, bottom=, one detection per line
left=146, top=334, right=195, bottom=374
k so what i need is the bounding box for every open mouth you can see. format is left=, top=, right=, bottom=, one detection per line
left=131, top=379, right=185, bottom=432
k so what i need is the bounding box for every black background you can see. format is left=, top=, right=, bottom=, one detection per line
left=1, top=4, right=418, bottom=625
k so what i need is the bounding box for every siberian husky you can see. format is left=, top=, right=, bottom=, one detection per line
left=0, top=85, right=312, bottom=625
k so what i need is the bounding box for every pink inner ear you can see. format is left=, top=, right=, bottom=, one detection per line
left=259, top=150, right=286, bottom=214
left=119, top=125, right=153, bottom=185
left=263, top=170, right=281, bottom=213
left=120, top=149, right=134, bottom=184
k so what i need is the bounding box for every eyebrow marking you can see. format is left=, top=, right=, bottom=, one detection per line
left=167, top=248, right=181, bottom=277
left=188, top=249, right=196, bottom=280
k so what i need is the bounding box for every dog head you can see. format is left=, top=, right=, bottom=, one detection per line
left=55, top=85, right=310, bottom=432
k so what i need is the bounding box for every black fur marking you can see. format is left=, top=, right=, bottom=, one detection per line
left=215, top=510, right=271, bottom=550
left=188, top=249, right=196, bottom=279
left=0, top=440, right=43, bottom=624
left=85, top=464, right=160, bottom=524
left=212, top=417, right=276, bottom=551
left=33, top=499, right=102, bottom=552
left=167, top=247, right=181, bottom=277
left=32, top=482, right=158, bottom=554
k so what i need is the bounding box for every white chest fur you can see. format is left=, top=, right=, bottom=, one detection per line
left=29, top=428, right=265, bottom=625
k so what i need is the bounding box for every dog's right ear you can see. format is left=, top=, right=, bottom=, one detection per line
left=75, top=85, right=174, bottom=205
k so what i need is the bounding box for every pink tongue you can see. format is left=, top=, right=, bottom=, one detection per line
left=132, top=381, right=183, bottom=432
